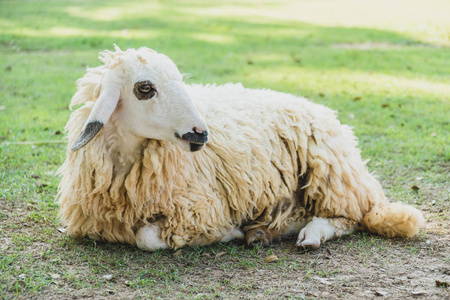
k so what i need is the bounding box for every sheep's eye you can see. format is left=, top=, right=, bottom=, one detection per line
left=139, top=85, right=152, bottom=93
left=133, top=81, right=156, bottom=100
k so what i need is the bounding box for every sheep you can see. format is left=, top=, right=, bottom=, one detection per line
left=57, top=45, right=424, bottom=252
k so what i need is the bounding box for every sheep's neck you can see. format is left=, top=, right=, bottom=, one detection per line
left=104, top=123, right=145, bottom=176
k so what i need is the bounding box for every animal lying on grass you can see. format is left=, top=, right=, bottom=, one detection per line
left=57, top=45, right=424, bottom=252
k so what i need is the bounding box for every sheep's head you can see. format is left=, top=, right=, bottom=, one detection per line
left=71, top=45, right=209, bottom=153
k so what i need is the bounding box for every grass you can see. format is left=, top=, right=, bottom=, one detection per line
left=0, top=0, right=449, bottom=299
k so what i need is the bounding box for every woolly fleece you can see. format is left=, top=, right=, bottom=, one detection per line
left=57, top=47, right=424, bottom=249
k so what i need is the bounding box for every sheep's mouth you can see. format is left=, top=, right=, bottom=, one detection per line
left=180, top=131, right=208, bottom=144
left=174, top=132, right=207, bottom=152
left=189, top=142, right=204, bottom=152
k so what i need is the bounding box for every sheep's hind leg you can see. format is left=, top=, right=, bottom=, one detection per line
left=245, top=197, right=303, bottom=246
left=136, top=224, right=169, bottom=252
left=245, top=219, right=308, bottom=246
left=296, top=217, right=357, bottom=250
left=246, top=227, right=279, bottom=246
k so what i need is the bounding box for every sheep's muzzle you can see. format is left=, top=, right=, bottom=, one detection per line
left=179, top=131, right=208, bottom=152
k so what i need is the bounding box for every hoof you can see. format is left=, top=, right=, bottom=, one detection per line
left=296, top=237, right=321, bottom=250
left=246, top=229, right=271, bottom=246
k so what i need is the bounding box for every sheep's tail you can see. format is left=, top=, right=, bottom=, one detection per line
left=362, top=202, right=424, bottom=238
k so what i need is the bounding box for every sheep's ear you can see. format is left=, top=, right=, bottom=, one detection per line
left=71, top=80, right=121, bottom=151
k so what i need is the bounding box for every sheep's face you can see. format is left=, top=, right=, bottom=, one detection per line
left=71, top=47, right=209, bottom=153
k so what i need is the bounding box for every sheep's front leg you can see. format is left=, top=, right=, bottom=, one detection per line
left=220, top=227, right=245, bottom=243
left=296, top=217, right=357, bottom=250
left=136, top=224, right=169, bottom=252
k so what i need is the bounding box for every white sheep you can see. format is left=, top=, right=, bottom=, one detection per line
left=57, top=45, right=424, bottom=251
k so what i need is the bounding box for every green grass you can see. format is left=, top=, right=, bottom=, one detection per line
left=1, top=0, right=449, bottom=299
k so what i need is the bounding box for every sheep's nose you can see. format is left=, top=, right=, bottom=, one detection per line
left=193, top=127, right=208, bottom=137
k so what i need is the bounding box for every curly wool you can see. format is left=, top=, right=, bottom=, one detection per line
left=57, top=49, right=423, bottom=249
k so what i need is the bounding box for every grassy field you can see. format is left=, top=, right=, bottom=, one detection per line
left=1, top=0, right=449, bottom=299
